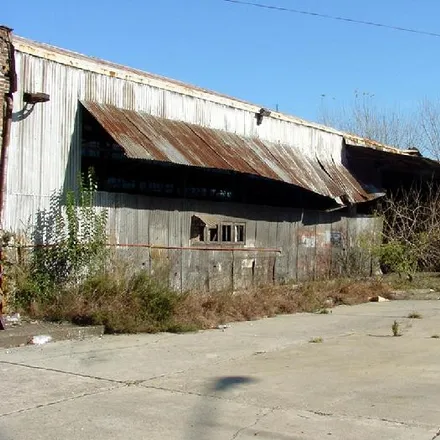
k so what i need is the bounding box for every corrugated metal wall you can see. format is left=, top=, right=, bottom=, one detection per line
left=93, top=193, right=381, bottom=292
left=5, top=51, right=381, bottom=291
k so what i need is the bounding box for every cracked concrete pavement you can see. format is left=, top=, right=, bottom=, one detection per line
left=1, top=300, right=440, bottom=439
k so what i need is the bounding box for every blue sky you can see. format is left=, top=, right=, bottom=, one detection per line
left=3, top=0, right=440, bottom=121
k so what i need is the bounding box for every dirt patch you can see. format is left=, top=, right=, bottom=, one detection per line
left=383, top=272, right=440, bottom=300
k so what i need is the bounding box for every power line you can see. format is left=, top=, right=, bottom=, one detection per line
left=222, top=0, right=440, bottom=38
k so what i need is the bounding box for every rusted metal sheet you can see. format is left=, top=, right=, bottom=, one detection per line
left=81, top=101, right=376, bottom=204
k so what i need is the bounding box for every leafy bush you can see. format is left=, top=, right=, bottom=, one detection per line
left=17, top=170, right=108, bottom=307
left=374, top=240, right=418, bottom=280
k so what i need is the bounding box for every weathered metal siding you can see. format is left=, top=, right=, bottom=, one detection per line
left=5, top=50, right=370, bottom=232
left=5, top=49, right=382, bottom=290
left=86, top=193, right=380, bottom=292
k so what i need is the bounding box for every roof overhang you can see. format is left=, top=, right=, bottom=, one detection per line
left=81, top=101, right=386, bottom=206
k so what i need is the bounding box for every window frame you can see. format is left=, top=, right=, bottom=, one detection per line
left=189, top=215, right=247, bottom=246
left=233, top=223, right=246, bottom=244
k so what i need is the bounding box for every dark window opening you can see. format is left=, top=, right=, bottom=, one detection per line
left=190, top=216, right=205, bottom=242
left=209, top=227, right=219, bottom=242
left=221, top=224, right=232, bottom=242
left=190, top=216, right=246, bottom=245
left=234, top=224, right=245, bottom=243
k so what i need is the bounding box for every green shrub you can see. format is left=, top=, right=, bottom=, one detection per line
left=374, top=240, right=417, bottom=280
left=15, top=169, right=108, bottom=309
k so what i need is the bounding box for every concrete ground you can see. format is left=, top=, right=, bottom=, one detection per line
left=1, top=300, right=440, bottom=440
left=0, top=321, right=104, bottom=348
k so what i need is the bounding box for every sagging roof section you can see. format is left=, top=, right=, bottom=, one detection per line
left=81, top=101, right=378, bottom=205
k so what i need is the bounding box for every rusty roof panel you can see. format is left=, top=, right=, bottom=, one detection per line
left=81, top=101, right=374, bottom=204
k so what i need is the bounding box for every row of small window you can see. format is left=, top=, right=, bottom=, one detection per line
left=101, top=178, right=233, bottom=200
left=191, top=222, right=246, bottom=243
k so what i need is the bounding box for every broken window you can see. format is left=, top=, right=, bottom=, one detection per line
left=190, top=216, right=246, bottom=245
left=190, top=216, right=205, bottom=242
left=208, top=226, right=219, bottom=242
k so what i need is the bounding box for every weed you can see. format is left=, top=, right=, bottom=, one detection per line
left=309, top=337, right=323, bottom=344
left=15, top=170, right=108, bottom=310
left=392, top=320, right=401, bottom=337
left=431, top=334, right=440, bottom=339
left=13, top=259, right=392, bottom=334
left=317, top=309, right=330, bottom=314
left=407, top=311, right=423, bottom=319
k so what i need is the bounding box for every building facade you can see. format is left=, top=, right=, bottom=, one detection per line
left=2, top=27, right=436, bottom=292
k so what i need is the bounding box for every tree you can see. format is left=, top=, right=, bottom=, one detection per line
left=375, top=182, right=440, bottom=277
left=319, top=92, right=440, bottom=276
left=319, top=91, right=437, bottom=157
left=419, top=98, right=440, bottom=160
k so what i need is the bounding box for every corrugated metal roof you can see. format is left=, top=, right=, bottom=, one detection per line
left=82, top=101, right=376, bottom=204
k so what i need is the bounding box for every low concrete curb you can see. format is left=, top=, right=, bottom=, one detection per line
left=0, top=323, right=104, bottom=348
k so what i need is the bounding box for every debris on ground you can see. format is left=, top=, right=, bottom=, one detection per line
left=369, top=296, right=390, bottom=303
left=29, top=335, right=53, bottom=345
left=5, top=313, right=21, bottom=325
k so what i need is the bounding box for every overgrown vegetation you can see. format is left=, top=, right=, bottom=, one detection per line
left=12, top=269, right=391, bottom=333
left=321, top=92, right=440, bottom=281
left=29, top=264, right=183, bottom=333
left=372, top=183, right=440, bottom=280
left=13, top=170, right=108, bottom=310
left=6, top=172, right=394, bottom=334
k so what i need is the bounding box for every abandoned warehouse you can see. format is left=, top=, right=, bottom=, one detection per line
left=1, top=25, right=440, bottom=292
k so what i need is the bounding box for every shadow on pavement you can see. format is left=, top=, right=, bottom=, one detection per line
left=186, top=375, right=258, bottom=440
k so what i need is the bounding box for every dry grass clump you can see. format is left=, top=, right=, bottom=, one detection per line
left=171, top=278, right=391, bottom=331
left=15, top=263, right=391, bottom=334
